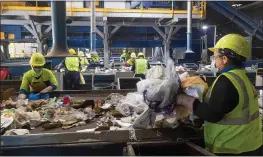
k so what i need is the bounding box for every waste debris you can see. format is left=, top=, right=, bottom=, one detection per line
left=1, top=58, right=222, bottom=136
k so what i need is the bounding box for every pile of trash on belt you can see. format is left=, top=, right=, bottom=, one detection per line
left=0, top=96, right=97, bottom=135
left=1, top=58, right=208, bottom=135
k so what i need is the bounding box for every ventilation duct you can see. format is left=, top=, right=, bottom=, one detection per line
left=46, top=1, right=70, bottom=57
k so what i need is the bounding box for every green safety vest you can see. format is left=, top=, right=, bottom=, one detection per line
left=65, top=56, right=80, bottom=72
left=135, top=59, right=147, bottom=74
left=204, top=69, right=262, bottom=154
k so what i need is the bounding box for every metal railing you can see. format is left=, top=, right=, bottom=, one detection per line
left=0, top=0, right=206, bottom=18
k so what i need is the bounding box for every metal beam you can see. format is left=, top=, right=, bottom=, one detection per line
left=103, top=20, right=109, bottom=68
left=23, top=24, right=40, bottom=43
left=172, top=26, right=182, bottom=36
left=95, top=27, right=104, bottom=39
left=0, top=19, right=30, bottom=25
left=153, top=26, right=165, bottom=40
left=109, top=26, right=121, bottom=38
left=29, top=20, right=41, bottom=43
left=164, top=17, right=179, bottom=26
left=167, top=26, right=173, bottom=41
left=43, top=25, right=52, bottom=35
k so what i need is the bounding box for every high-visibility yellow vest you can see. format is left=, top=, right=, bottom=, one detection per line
left=135, top=59, right=147, bottom=74
left=20, top=68, right=58, bottom=93
left=65, top=56, right=80, bottom=72
left=126, top=59, right=134, bottom=66
left=204, top=69, right=262, bottom=154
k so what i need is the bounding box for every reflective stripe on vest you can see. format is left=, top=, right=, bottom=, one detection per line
left=135, top=59, right=147, bottom=74
left=216, top=72, right=259, bottom=125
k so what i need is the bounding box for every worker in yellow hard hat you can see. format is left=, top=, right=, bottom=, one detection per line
left=18, top=52, right=58, bottom=100
left=120, top=49, right=127, bottom=62
left=131, top=52, right=150, bottom=79
left=176, top=34, right=262, bottom=156
left=125, top=52, right=136, bottom=67
left=57, top=48, right=81, bottom=90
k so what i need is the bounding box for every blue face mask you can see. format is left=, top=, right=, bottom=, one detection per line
left=33, top=68, right=42, bottom=74
left=32, top=66, right=43, bottom=74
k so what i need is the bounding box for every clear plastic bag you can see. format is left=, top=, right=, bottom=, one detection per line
left=137, top=58, right=180, bottom=109
left=146, top=65, right=166, bottom=79
left=115, top=93, right=144, bottom=116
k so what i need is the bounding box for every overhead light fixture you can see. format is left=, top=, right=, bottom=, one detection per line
left=202, top=25, right=208, bottom=30
left=232, top=4, right=242, bottom=7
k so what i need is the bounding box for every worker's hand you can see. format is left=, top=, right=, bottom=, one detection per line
left=176, top=93, right=196, bottom=112
left=40, top=86, right=53, bottom=94
left=81, top=69, right=86, bottom=73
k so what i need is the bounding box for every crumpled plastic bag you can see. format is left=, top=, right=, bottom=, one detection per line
left=146, top=65, right=166, bottom=79
left=16, top=99, right=28, bottom=108
left=137, top=58, right=180, bottom=110
left=4, top=129, right=30, bottom=135
left=181, top=76, right=208, bottom=102
left=115, top=93, right=145, bottom=116
left=115, top=93, right=154, bottom=129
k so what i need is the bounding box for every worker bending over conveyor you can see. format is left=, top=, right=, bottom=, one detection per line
left=18, top=52, right=58, bottom=100
left=131, top=52, right=150, bottom=79
left=176, top=34, right=262, bottom=156
left=57, top=48, right=82, bottom=90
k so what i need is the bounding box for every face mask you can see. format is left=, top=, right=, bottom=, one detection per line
left=33, top=67, right=43, bottom=74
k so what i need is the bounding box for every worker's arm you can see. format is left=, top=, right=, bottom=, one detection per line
left=56, top=59, right=65, bottom=70
left=18, top=73, right=30, bottom=99
left=177, top=75, right=239, bottom=123
left=40, top=70, right=58, bottom=94
left=131, top=64, right=135, bottom=72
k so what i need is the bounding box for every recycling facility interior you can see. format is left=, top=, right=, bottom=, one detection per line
left=0, top=1, right=263, bottom=156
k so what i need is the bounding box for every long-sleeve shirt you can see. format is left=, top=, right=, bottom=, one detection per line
left=193, top=75, right=239, bottom=123
left=19, top=68, right=58, bottom=95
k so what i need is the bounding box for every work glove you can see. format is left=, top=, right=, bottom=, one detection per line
left=39, top=93, right=50, bottom=99
left=28, top=93, right=40, bottom=100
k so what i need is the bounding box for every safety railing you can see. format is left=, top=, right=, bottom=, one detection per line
left=0, top=0, right=206, bottom=18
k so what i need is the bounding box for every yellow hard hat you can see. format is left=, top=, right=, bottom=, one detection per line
left=69, top=48, right=76, bottom=55
left=130, top=52, right=136, bottom=58
left=138, top=52, right=144, bottom=57
left=122, top=49, right=126, bottom=53
left=29, top=52, right=46, bottom=66
left=208, top=34, right=250, bottom=59
left=78, top=51, right=84, bottom=57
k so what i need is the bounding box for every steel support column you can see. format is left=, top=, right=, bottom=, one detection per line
left=163, top=27, right=173, bottom=62
left=103, top=17, right=109, bottom=68
left=36, top=24, right=44, bottom=53
left=90, top=1, right=96, bottom=53
left=185, top=0, right=194, bottom=53
left=143, top=48, right=146, bottom=55
left=1, top=43, right=9, bottom=60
